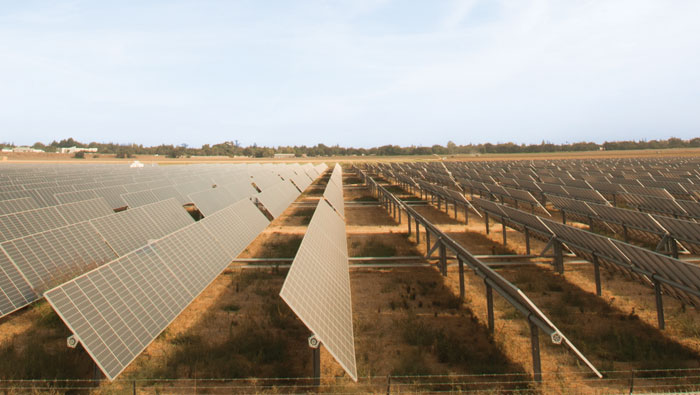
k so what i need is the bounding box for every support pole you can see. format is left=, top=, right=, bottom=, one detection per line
left=562, top=210, right=567, bottom=224
left=654, top=280, right=665, bottom=330
left=623, top=225, right=629, bottom=243
left=593, top=255, right=602, bottom=297
left=670, top=238, right=678, bottom=259
left=485, top=282, right=494, bottom=334
left=439, top=242, right=447, bottom=276
left=485, top=212, right=490, bottom=234
left=553, top=240, right=564, bottom=274
left=407, top=213, right=412, bottom=235
left=458, top=257, right=465, bottom=300
left=415, top=219, right=420, bottom=244
left=525, top=228, right=531, bottom=255
left=530, top=321, right=542, bottom=382
left=426, top=230, right=431, bottom=253
left=502, top=219, right=507, bottom=246
left=309, top=335, right=321, bottom=387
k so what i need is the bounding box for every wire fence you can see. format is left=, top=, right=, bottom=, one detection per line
left=2, top=368, right=700, bottom=394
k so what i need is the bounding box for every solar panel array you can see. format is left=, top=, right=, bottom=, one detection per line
left=280, top=164, right=357, bottom=381
left=0, top=163, right=311, bottom=320
left=36, top=162, right=320, bottom=380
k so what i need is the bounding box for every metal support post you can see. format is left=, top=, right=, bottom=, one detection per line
left=502, top=219, right=507, bottom=246
left=525, top=228, right=531, bottom=255
left=309, top=335, right=321, bottom=387
left=485, top=282, right=494, bottom=334
left=458, top=257, right=465, bottom=300
left=439, top=242, right=447, bottom=276
left=530, top=321, right=542, bottom=382
left=593, top=255, right=602, bottom=297
left=553, top=240, right=564, bottom=274
left=654, top=280, right=665, bottom=330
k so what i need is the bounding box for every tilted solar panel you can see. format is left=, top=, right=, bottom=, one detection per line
left=121, top=190, right=160, bottom=208
left=1, top=221, right=117, bottom=294
left=255, top=180, right=301, bottom=218
left=0, top=197, right=40, bottom=216
left=55, top=189, right=100, bottom=205
left=46, top=215, right=266, bottom=380
left=0, top=248, right=38, bottom=317
left=55, top=198, right=114, bottom=225
left=324, top=166, right=344, bottom=218
left=140, top=199, right=195, bottom=236
left=90, top=207, right=164, bottom=256
left=280, top=200, right=357, bottom=381
left=0, top=206, right=68, bottom=243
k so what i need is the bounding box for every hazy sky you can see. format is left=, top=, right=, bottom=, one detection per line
left=1, top=1, right=699, bottom=148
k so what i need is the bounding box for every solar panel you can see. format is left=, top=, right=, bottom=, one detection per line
left=121, top=190, right=160, bottom=208
left=199, top=199, right=271, bottom=257
left=652, top=215, right=700, bottom=252
left=547, top=195, right=597, bottom=218
left=45, top=218, right=259, bottom=380
left=90, top=207, right=165, bottom=256
left=255, top=180, right=301, bottom=218
left=139, top=199, right=195, bottom=236
left=622, top=194, right=687, bottom=218
left=0, top=206, right=68, bottom=243
left=55, top=189, right=100, bottom=205
left=622, top=184, right=674, bottom=199
left=188, top=187, right=237, bottom=217
left=220, top=179, right=259, bottom=202
left=280, top=199, right=357, bottom=381
left=324, top=166, right=344, bottom=218
left=55, top=198, right=114, bottom=225
left=0, top=248, right=38, bottom=317
left=611, top=240, right=700, bottom=306
left=290, top=172, right=313, bottom=192
left=1, top=221, right=118, bottom=293
left=93, top=186, right=129, bottom=209
left=0, top=197, right=40, bottom=216
left=151, top=186, right=187, bottom=205
left=250, top=169, right=282, bottom=191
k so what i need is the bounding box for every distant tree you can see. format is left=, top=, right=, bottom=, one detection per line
left=73, top=151, right=85, bottom=159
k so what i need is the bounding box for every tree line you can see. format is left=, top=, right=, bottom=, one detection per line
left=2, top=137, right=699, bottom=158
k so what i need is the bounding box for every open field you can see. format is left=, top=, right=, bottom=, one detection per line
left=1, top=153, right=700, bottom=393
left=3, top=147, right=700, bottom=164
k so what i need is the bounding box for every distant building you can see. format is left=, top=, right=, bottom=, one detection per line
left=1, top=148, right=12, bottom=153
left=59, top=146, right=98, bottom=154
left=13, top=146, right=44, bottom=153
left=274, top=153, right=295, bottom=159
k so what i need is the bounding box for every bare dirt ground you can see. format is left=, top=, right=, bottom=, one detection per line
left=2, top=159, right=700, bottom=393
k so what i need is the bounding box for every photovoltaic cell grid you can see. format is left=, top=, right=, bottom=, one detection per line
left=55, top=189, right=100, bottom=205
left=0, top=248, right=37, bottom=316
left=0, top=197, right=40, bottom=216
left=280, top=200, right=357, bottom=381
left=1, top=221, right=118, bottom=296
left=188, top=187, right=236, bottom=217
left=200, top=199, right=271, bottom=257
left=255, top=180, right=301, bottom=218
left=55, top=198, right=114, bottom=225
left=0, top=206, right=68, bottom=243
left=90, top=199, right=193, bottom=256
left=46, top=199, right=271, bottom=380
left=121, top=190, right=161, bottom=208
left=323, top=165, right=345, bottom=218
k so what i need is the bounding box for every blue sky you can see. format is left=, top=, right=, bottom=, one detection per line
left=1, top=0, right=699, bottom=148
